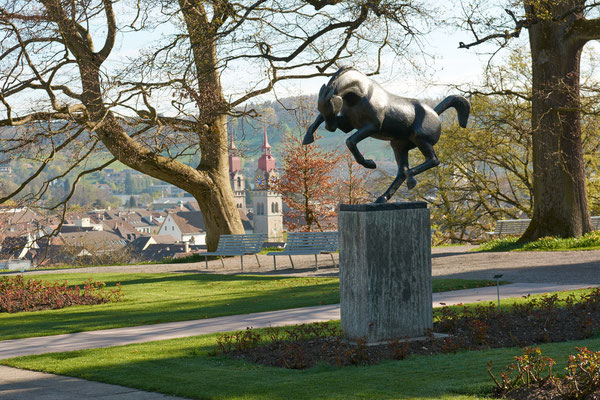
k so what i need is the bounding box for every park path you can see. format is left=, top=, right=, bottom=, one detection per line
left=0, top=365, right=183, bottom=400
left=5, top=245, right=600, bottom=284
left=0, top=282, right=595, bottom=360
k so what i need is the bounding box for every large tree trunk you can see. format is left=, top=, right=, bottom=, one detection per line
left=521, top=3, right=592, bottom=241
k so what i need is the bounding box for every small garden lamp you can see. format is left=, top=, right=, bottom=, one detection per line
left=493, top=274, right=503, bottom=308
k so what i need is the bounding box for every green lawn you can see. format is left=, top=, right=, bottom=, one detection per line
left=3, top=327, right=599, bottom=399
left=1, top=273, right=502, bottom=340
left=0, top=273, right=338, bottom=341
left=475, top=231, right=600, bottom=252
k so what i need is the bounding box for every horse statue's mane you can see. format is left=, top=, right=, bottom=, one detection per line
left=326, top=66, right=359, bottom=87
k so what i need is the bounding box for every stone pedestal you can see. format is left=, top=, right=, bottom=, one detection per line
left=339, top=202, right=432, bottom=343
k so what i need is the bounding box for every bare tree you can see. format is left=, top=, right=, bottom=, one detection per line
left=458, top=0, right=600, bottom=241
left=0, top=0, right=431, bottom=250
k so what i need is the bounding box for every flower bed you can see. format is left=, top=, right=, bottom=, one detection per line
left=218, top=288, right=600, bottom=369
left=490, top=347, right=600, bottom=400
left=0, top=275, right=122, bottom=313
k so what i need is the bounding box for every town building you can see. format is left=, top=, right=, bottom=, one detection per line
left=157, top=211, right=207, bottom=244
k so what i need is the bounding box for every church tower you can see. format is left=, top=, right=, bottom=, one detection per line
left=252, top=124, right=283, bottom=240
left=229, top=129, right=246, bottom=214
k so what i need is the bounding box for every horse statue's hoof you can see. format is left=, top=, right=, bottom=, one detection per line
left=374, top=196, right=387, bottom=203
left=363, top=159, right=377, bottom=169
left=407, top=176, right=417, bottom=190
left=302, top=134, right=315, bottom=145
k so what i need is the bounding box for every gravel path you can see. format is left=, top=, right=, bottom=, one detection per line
left=4, top=245, right=599, bottom=284
left=431, top=245, right=600, bottom=284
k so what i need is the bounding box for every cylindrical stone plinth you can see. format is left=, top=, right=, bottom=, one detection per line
left=339, top=202, right=432, bottom=343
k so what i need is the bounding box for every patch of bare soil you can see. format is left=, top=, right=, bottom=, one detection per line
left=499, top=381, right=600, bottom=400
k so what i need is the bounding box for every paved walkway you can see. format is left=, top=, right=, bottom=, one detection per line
left=1, top=282, right=595, bottom=360
left=0, top=365, right=182, bottom=399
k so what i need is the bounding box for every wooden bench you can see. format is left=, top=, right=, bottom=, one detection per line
left=202, top=233, right=267, bottom=270
left=489, top=216, right=600, bottom=236
left=267, top=231, right=338, bottom=270
left=487, top=219, right=531, bottom=236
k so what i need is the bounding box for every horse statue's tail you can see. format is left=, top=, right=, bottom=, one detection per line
left=434, top=95, right=470, bottom=128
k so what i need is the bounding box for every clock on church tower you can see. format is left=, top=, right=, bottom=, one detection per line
left=255, top=174, right=265, bottom=189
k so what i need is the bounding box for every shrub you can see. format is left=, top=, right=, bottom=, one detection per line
left=0, top=275, right=122, bottom=313
left=490, top=347, right=600, bottom=399
left=557, top=347, right=600, bottom=400
left=488, top=347, right=555, bottom=393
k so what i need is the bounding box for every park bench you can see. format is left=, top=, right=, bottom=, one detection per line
left=202, top=233, right=267, bottom=270
left=267, top=231, right=338, bottom=270
left=488, top=216, right=600, bottom=236
left=487, top=219, right=531, bottom=236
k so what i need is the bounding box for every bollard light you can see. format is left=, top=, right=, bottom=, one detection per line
left=493, top=274, right=503, bottom=309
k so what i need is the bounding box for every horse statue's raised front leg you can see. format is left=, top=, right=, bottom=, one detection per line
left=303, top=114, right=324, bottom=145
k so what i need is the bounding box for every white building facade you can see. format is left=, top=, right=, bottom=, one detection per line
left=157, top=212, right=206, bottom=245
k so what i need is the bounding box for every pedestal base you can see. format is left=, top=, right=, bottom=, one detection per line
left=339, top=202, right=432, bottom=343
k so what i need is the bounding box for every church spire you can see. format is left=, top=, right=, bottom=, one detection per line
left=262, top=123, right=271, bottom=153
left=230, top=127, right=237, bottom=150
left=228, top=127, right=241, bottom=175
left=258, top=123, right=276, bottom=173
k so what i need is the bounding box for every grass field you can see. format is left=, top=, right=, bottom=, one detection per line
left=0, top=273, right=502, bottom=340
left=3, top=326, right=599, bottom=399
left=475, top=231, right=600, bottom=252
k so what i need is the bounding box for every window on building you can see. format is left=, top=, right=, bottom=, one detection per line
left=237, top=177, right=241, bottom=189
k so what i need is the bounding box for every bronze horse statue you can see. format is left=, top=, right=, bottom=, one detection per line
left=303, top=67, right=470, bottom=203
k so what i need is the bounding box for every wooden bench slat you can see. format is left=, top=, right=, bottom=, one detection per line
left=202, top=233, right=267, bottom=270
left=266, top=232, right=338, bottom=270
left=489, top=216, right=600, bottom=237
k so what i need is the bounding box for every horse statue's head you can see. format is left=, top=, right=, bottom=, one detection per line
left=317, top=84, right=343, bottom=132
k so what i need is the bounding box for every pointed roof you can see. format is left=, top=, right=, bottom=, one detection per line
left=262, top=123, right=271, bottom=150
left=258, top=124, right=276, bottom=173
left=229, top=128, right=242, bottom=175
left=230, top=129, right=237, bottom=149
